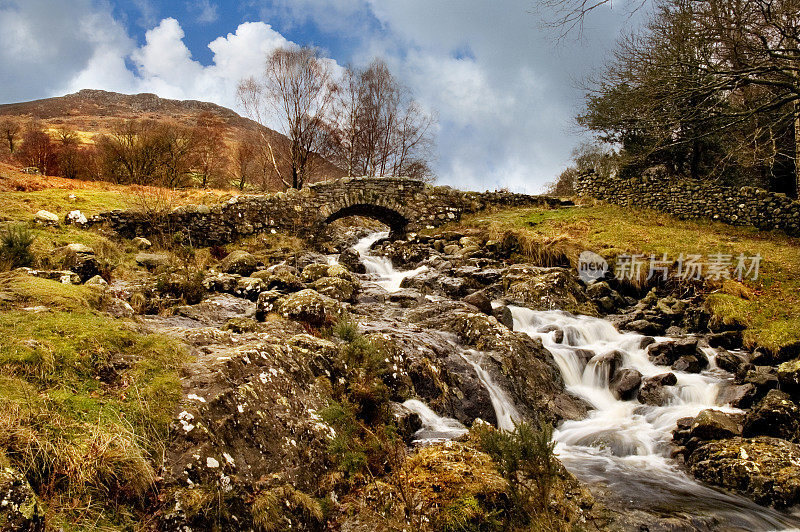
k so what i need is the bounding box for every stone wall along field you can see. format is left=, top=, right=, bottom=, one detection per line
left=575, top=171, right=800, bottom=236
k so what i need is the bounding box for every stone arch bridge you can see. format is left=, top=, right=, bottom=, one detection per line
left=93, top=178, right=569, bottom=246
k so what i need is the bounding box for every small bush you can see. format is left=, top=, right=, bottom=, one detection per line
left=475, top=420, right=558, bottom=526
left=251, top=484, right=323, bottom=531
left=0, top=224, right=35, bottom=269
left=332, top=315, right=359, bottom=342
left=155, top=269, right=206, bottom=304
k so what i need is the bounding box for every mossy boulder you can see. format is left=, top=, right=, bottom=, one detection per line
left=311, top=276, right=359, bottom=302
left=502, top=266, right=597, bottom=316
left=222, top=317, right=261, bottom=333
left=777, top=358, right=800, bottom=399
left=135, top=252, right=170, bottom=270
left=0, top=466, right=45, bottom=531
left=56, top=243, right=99, bottom=282
left=299, top=263, right=330, bottom=283
left=219, top=250, right=258, bottom=276
left=252, top=269, right=305, bottom=292
left=338, top=248, right=366, bottom=273
left=688, top=436, right=800, bottom=508
left=276, top=289, right=344, bottom=327
left=743, top=389, right=800, bottom=443
left=255, top=290, right=285, bottom=321
left=300, top=263, right=354, bottom=283
left=689, top=409, right=743, bottom=441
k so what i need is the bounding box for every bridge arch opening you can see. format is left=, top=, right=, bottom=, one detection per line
left=324, top=204, right=408, bottom=239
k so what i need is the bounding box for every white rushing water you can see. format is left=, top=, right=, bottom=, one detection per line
left=352, top=232, right=428, bottom=293
left=508, top=307, right=730, bottom=463
left=509, top=306, right=800, bottom=530
left=401, top=399, right=469, bottom=443
left=460, top=350, right=521, bottom=431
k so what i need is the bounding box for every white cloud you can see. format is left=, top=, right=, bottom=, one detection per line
left=131, top=18, right=204, bottom=95
left=67, top=18, right=297, bottom=118
left=193, top=0, right=219, bottom=24
left=0, top=0, right=129, bottom=103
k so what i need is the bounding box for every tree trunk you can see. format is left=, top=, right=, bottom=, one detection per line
left=690, top=139, right=701, bottom=180
left=794, top=99, right=800, bottom=198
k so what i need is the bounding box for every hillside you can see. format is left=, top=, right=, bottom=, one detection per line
left=0, top=89, right=343, bottom=187
left=0, top=89, right=270, bottom=143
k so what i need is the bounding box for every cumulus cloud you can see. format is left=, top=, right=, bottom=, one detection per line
left=68, top=18, right=296, bottom=118
left=0, top=0, right=131, bottom=103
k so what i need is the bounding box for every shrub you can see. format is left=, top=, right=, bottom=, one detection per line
left=155, top=268, right=206, bottom=305
left=0, top=224, right=35, bottom=269
left=475, top=420, right=558, bottom=526
left=321, top=322, right=396, bottom=481
left=332, top=314, right=359, bottom=343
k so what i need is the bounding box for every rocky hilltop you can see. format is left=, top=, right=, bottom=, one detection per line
left=0, top=89, right=271, bottom=139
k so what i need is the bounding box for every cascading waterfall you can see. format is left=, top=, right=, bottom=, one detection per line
left=459, top=350, right=520, bottom=432
left=510, top=306, right=800, bottom=529
left=401, top=399, right=468, bottom=443
left=352, top=231, right=428, bottom=293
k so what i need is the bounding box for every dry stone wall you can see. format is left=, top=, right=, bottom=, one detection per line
left=575, top=171, right=800, bottom=236
left=91, top=177, right=568, bottom=245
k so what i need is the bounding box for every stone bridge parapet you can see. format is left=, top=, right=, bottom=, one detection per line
left=90, top=177, right=570, bottom=245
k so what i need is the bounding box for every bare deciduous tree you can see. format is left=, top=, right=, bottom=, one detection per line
left=229, top=137, right=260, bottom=191
left=0, top=118, right=21, bottom=155
left=238, top=46, right=337, bottom=190
left=192, top=112, right=228, bottom=188
left=16, top=127, right=58, bottom=175
left=54, top=126, right=81, bottom=179
left=324, top=59, right=436, bottom=181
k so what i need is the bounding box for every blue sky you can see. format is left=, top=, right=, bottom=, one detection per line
left=0, top=0, right=638, bottom=192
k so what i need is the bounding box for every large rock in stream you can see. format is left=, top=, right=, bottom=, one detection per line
left=405, top=300, right=590, bottom=423
left=275, top=288, right=344, bottom=327
left=499, top=265, right=598, bottom=316
left=688, top=437, right=800, bottom=508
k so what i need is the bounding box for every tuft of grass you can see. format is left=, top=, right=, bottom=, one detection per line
left=251, top=484, right=324, bottom=531
left=332, top=314, right=359, bottom=343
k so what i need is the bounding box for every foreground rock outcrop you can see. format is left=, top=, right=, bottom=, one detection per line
left=688, top=437, right=800, bottom=508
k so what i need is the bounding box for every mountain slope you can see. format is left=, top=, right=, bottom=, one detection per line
left=0, top=89, right=343, bottom=186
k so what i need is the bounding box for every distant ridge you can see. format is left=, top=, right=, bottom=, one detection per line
left=0, top=89, right=276, bottom=140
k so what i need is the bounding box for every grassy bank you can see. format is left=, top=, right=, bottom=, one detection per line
left=454, top=203, right=800, bottom=353
left=0, top=273, right=187, bottom=529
